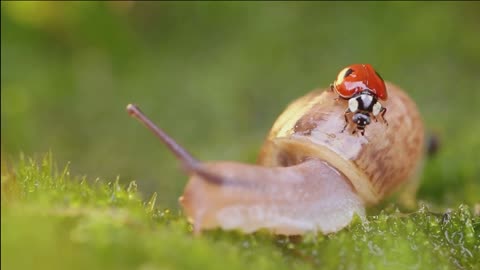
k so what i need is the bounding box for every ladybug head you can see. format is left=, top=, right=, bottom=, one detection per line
left=352, top=112, right=371, bottom=129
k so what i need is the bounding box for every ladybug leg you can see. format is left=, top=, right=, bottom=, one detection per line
left=380, top=107, right=388, bottom=126
left=341, top=108, right=352, bottom=133
left=329, top=83, right=334, bottom=92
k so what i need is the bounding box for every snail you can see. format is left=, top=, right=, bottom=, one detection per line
left=127, top=65, right=425, bottom=236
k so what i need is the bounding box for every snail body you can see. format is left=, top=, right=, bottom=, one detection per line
left=127, top=68, right=425, bottom=236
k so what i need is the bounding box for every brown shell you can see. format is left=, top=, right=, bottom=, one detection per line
left=257, top=82, right=425, bottom=205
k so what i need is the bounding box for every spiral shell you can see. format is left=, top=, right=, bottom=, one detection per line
left=258, top=82, right=425, bottom=204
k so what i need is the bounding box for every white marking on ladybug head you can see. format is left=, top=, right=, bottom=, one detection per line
left=348, top=98, right=358, bottom=113
left=372, top=101, right=382, bottom=116
left=360, top=94, right=373, bottom=109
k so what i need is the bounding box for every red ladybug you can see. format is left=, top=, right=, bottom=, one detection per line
left=331, top=64, right=388, bottom=100
left=330, top=64, right=389, bottom=135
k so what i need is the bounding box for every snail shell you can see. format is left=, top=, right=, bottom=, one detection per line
left=258, top=81, right=425, bottom=205
left=127, top=82, right=425, bottom=236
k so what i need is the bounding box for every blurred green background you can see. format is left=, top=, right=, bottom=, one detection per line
left=2, top=1, right=479, bottom=209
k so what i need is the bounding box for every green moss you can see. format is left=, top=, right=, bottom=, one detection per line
left=2, top=154, right=479, bottom=270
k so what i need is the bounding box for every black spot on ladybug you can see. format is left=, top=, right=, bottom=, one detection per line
left=344, top=68, right=354, bottom=78
left=375, top=71, right=384, bottom=82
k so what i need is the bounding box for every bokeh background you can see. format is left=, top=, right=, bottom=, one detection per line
left=2, top=1, right=479, bottom=209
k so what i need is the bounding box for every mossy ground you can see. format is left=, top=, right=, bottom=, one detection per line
left=2, top=154, right=479, bottom=270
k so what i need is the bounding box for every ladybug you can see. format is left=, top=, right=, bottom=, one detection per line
left=330, top=64, right=389, bottom=135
